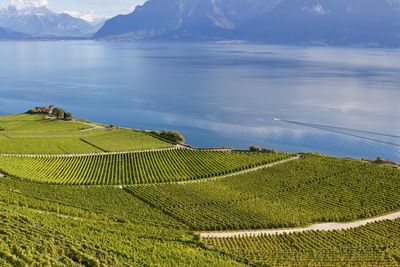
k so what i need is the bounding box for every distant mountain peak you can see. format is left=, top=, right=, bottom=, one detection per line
left=0, top=3, right=100, bottom=38
left=302, top=3, right=330, bottom=15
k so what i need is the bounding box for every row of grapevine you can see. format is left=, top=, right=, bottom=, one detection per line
left=0, top=189, right=240, bottom=266
left=127, top=155, right=400, bottom=230
left=205, top=219, right=400, bottom=266
left=0, top=149, right=291, bottom=185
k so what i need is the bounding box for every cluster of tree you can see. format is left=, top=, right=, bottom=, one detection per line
left=249, top=145, right=277, bottom=154
left=26, top=106, right=73, bottom=121
left=149, top=130, right=185, bottom=144
left=52, top=108, right=73, bottom=121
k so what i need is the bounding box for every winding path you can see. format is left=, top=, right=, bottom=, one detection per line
left=200, top=210, right=400, bottom=238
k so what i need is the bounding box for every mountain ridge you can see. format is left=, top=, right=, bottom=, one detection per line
left=0, top=5, right=101, bottom=38
left=95, top=0, right=400, bottom=46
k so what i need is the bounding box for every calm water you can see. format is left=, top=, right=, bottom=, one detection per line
left=0, top=41, right=399, bottom=161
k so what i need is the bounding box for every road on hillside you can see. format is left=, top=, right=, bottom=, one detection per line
left=200, top=211, right=400, bottom=238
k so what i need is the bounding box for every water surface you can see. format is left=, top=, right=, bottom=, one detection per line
left=0, top=41, right=399, bottom=161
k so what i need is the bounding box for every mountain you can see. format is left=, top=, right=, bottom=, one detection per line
left=238, top=0, right=400, bottom=46
left=0, top=6, right=99, bottom=38
left=94, top=0, right=280, bottom=40
left=95, top=0, right=400, bottom=46
left=0, top=26, right=30, bottom=39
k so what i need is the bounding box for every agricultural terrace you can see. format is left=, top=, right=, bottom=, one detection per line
left=0, top=114, right=172, bottom=154
left=127, top=155, right=400, bottom=230
left=0, top=149, right=291, bottom=185
left=205, top=219, right=400, bottom=266
left=0, top=177, right=240, bottom=266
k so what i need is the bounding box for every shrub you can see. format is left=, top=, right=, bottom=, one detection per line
left=262, top=148, right=277, bottom=154
left=159, top=131, right=185, bottom=144
left=249, top=145, right=261, bottom=152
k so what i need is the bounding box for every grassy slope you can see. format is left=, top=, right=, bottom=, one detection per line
left=0, top=114, right=172, bottom=154
left=127, top=154, right=400, bottom=230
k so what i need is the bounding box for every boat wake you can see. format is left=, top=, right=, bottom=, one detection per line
left=274, top=118, right=400, bottom=148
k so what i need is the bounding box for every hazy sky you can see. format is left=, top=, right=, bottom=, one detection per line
left=0, top=0, right=147, bottom=21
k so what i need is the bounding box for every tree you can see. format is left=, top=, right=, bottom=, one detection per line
left=52, top=108, right=65, bottom=120
left=249, top=145, right=261, bottom=152
left=262, top=148, right=277, bottom=154
left=159, top=131, right=185, bottom=144
left=64, top=112, right=73, bottom=121
left=0, top=126, right=4, bottom=131
left=375, top=157, right=384, bottom=164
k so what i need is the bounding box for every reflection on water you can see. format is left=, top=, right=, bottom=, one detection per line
left=0, top=41, right=399, bottom=161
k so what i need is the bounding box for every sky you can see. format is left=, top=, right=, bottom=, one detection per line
left=0, top=0, right=147, bottom=22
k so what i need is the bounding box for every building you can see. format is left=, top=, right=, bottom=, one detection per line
left=32, top=105, right=55, bottom=115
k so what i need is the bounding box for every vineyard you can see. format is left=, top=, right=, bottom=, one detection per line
left=1, top=112, right=400, bottom=266
left=127, top=155, right=400, bottom=230
left=0, top=178, right=239, bottom=266
left=0, top=114, right=172, bottom=154
left=80, top=129, right=172, bottom=151
left=0, top=177, right=184, bottom=229
left=0, top=149, right=290, bottom=185
left=205, top=219, right=400, bottom=266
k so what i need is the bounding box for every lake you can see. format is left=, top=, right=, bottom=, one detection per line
left=0, top=41, right=399, bottom=161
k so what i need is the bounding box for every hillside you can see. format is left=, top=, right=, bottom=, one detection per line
left=0, top=111, right=399, bottom=266
left=0, top=25, right=29, bottom=39
left=0, top=114, right=172, bottom=154
left=95, top=0, right=400, bottom=46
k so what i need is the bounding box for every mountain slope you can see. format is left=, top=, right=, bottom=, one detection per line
left=94, top=0, right=280, bottom=40
left=0, top=26, right=30, bottom=39
left=0, top=6, right=98, bottom=37
left=238, top=0, right=400, bottom=46
left=95, top=0, right=400, bottom=46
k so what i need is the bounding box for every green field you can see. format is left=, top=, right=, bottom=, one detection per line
left=0, top=114, right=172, bottom=154
left=205, top=219, right=400, bottom=266
left=127, top=155, right=400, bottom=230
left=0, top=149, right=291, bottom=185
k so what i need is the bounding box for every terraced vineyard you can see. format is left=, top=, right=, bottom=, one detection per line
left=0, top=149, right=290, bottom=185
left=0, top=114, right=173, bottom=154
left=127, top=155, right=400, bottom=230
left=80, top=129, right=172, bottom=151
left=0, top=181, right=240, bottom=267
left=205, top=219, right=400, bottom=266
left=2, top=112, right=400, bottom=266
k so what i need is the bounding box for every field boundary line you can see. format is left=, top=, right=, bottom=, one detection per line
left=199, top=210, right=400, bottom=238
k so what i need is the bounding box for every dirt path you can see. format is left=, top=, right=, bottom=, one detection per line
left=74, top=120, right=106, bottom=130
left=200, top=210, right=400, bottom=238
